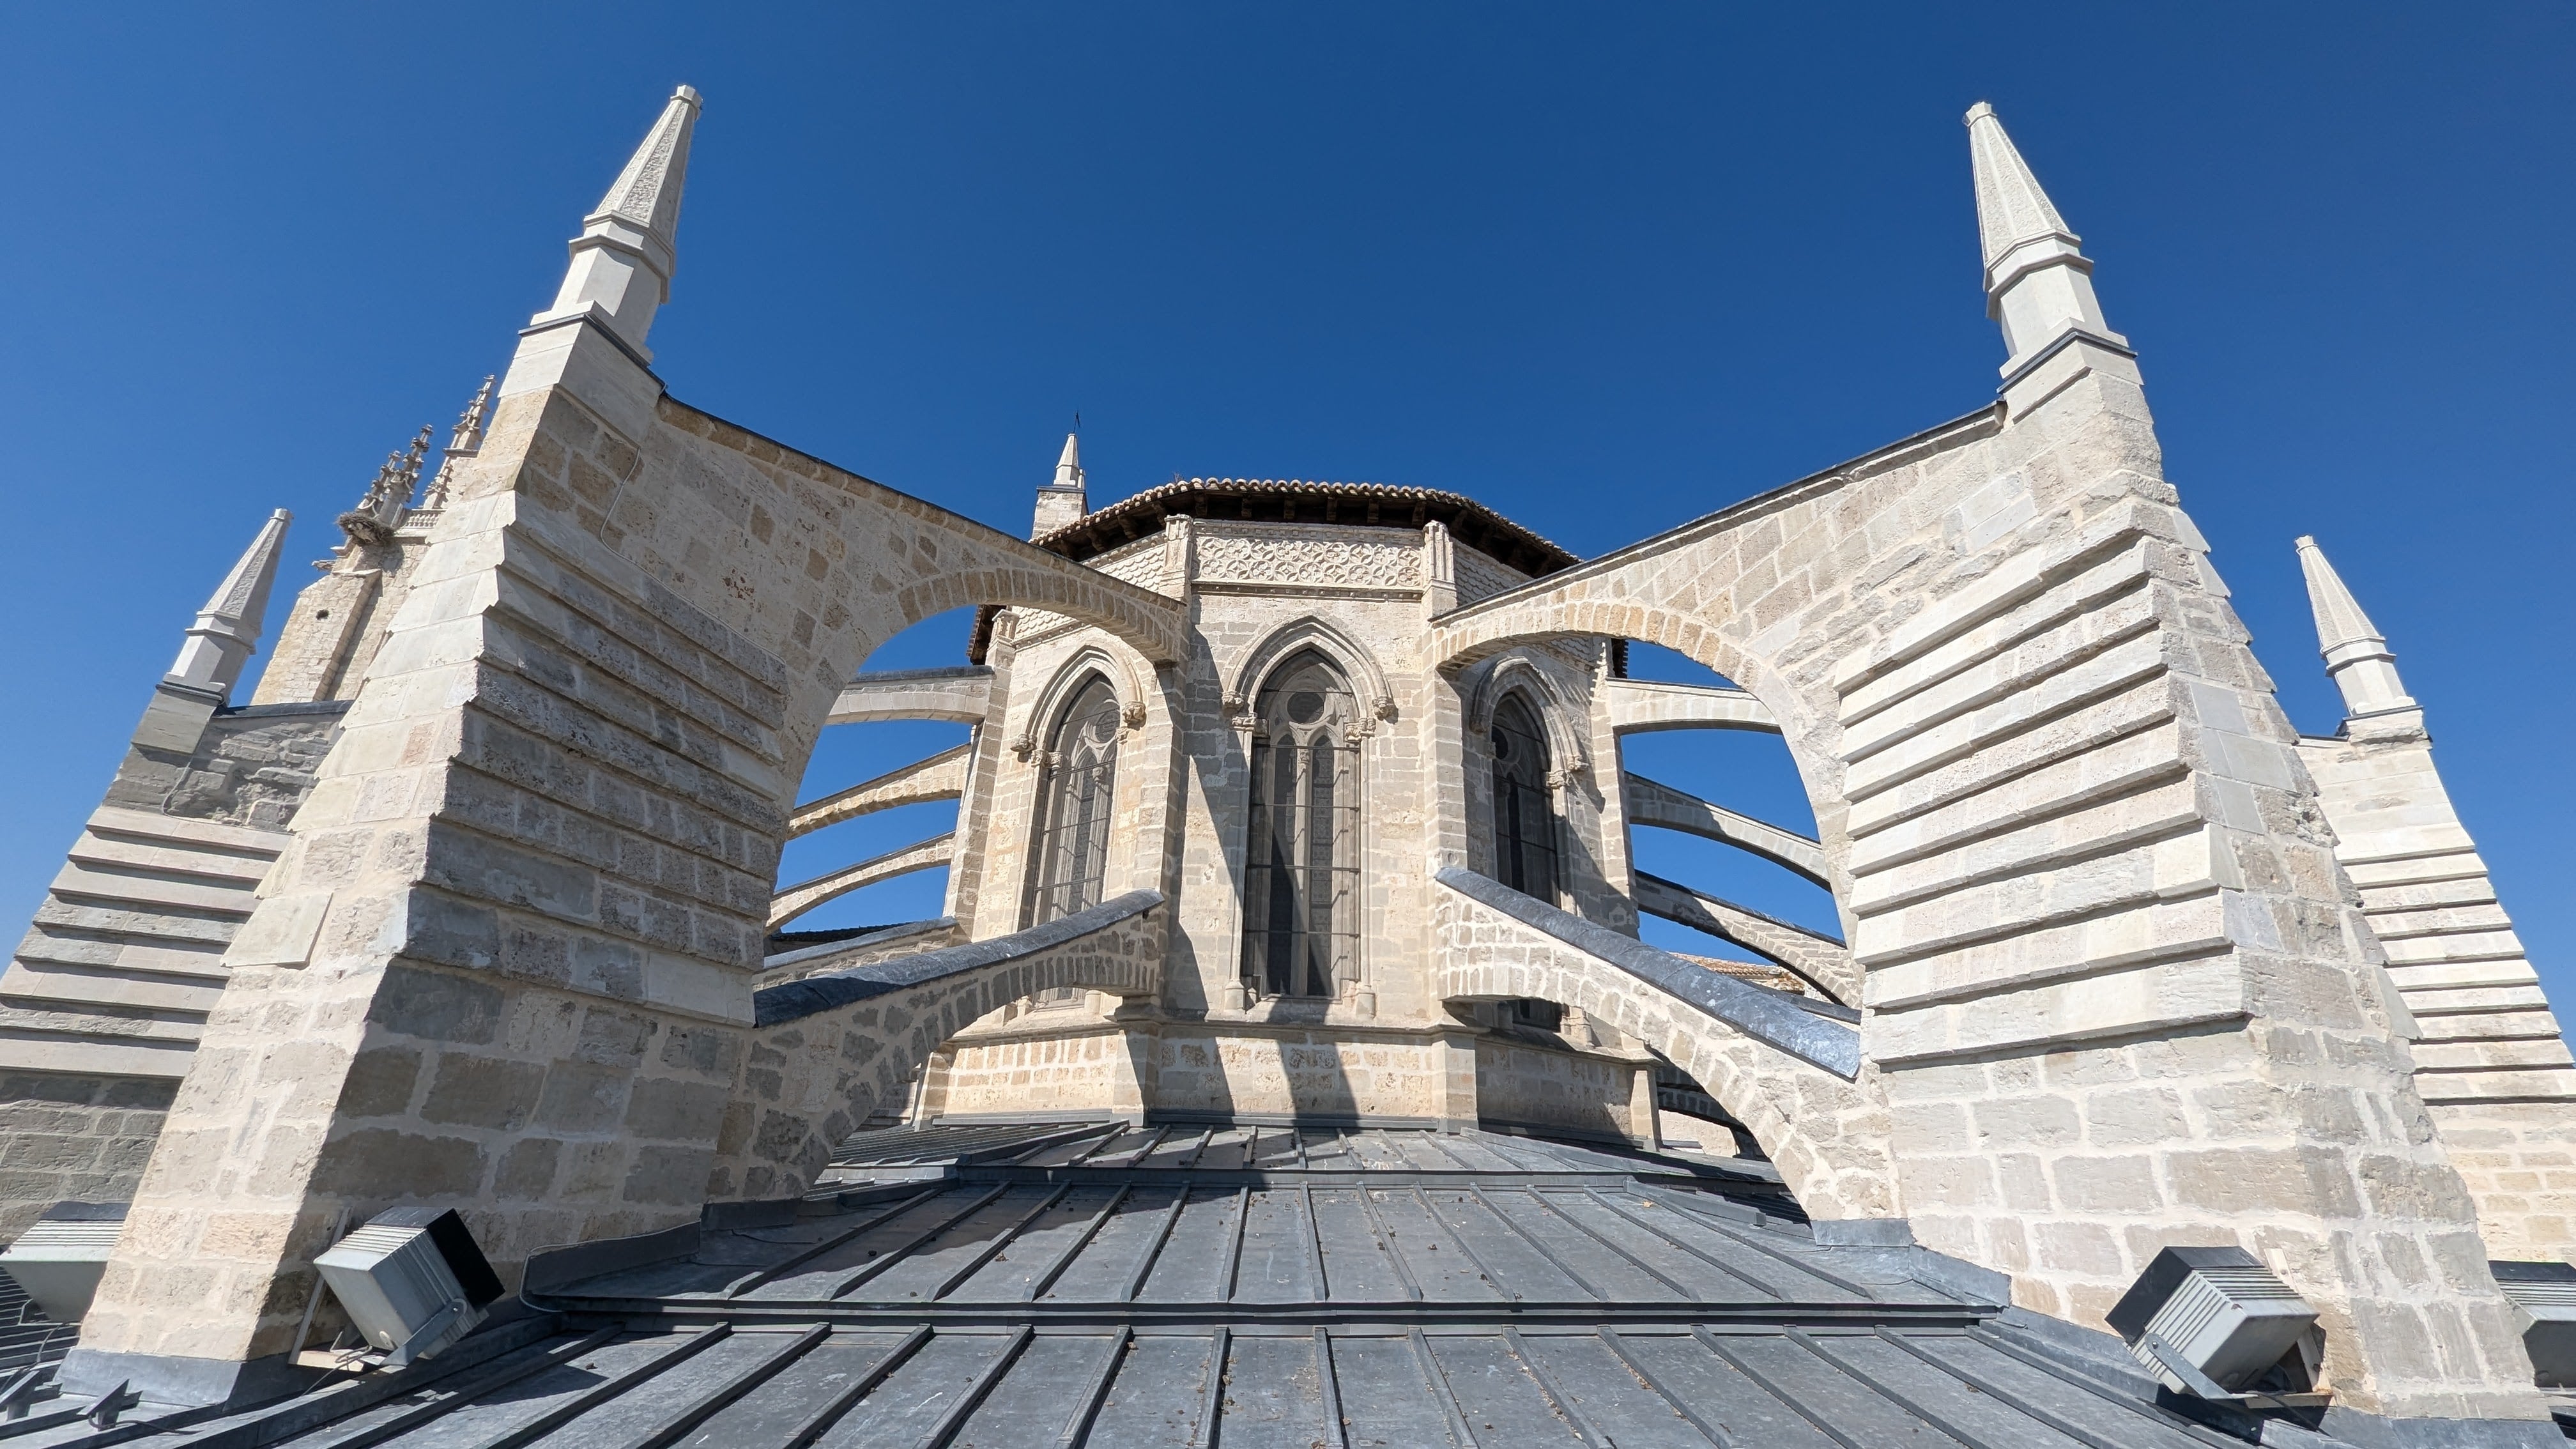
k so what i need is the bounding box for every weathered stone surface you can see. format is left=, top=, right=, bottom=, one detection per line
left=47, top=91, right=2564, bottom=1435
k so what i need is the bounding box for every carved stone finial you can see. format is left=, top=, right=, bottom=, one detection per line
left=524, top=86, right=703, bottom=358
left=165, top=509, right=292, bottom=699
left=1963, top=103, right=2126, bottom=372
left=422, top=375, right=496, bottom=509
left=336, top=447, right=407, bottom=546
left=396, top=425, right=433, bottom=499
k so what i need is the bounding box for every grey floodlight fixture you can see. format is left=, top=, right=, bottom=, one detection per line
left=0, top=1201, right=127, bottom=1322
left=314, top=1208, right=505, bottom=1367
left=2490, top=1260, right=2576, bottom=1386
left=2106, top=1246, right=2318, bottom=1398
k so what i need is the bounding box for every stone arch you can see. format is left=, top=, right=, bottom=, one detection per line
left=887, top=562, right=1183, bottom=670
left=1465, top=654, right=1591, bottom=783
left=105, top=297, right=2547, bottom=1413
left=1441, top=599, right=1848, bottom=937
left=1016, top=645, right=1151, bottom=756
left=88, top=372, right=1203, bottom=1368
left=1226, top=615, right=1395, bottom=725
left=1441, top=595, right=1786, bottom=714
left=716, top=893, right=1167, bottom=1201
left=1429, top=880, right=1893, bottom=1221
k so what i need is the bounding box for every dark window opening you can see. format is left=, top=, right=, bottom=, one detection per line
left=1241, top=650, right=1361, bottom=999
left=1489, top=693, right=1560, bottom=905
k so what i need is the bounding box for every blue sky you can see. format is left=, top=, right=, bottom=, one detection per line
left=3, top=6, right=2571, bottom=992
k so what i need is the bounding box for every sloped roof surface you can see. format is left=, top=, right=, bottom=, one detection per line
left=1038, top=479, right=1579, bottom=577
left=80, top=1123, right=2251, bottom=1448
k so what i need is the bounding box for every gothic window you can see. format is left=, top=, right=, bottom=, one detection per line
left=1241, top=650, right=1362, bottom=999
left=1489, top=692, right=1560, bottom=904
left=1027, top=675, right=1123, bottom=928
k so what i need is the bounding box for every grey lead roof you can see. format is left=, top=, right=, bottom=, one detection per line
left=33, top=1122, right=2280, bottom=1448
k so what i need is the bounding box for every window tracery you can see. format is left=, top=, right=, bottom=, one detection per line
left=1241, top=650, right=1362, bottom=999
left=1027, top=675, right=1123, bottom=928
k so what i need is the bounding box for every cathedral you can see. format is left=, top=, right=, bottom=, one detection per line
left=0, top=86, right=2569, bottom=1447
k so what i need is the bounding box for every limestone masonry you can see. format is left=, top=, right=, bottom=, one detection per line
left=5, top=86, right=2571, bottom=1446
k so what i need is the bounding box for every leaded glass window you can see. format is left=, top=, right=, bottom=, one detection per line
left=1489, top=693, right=1560, bottom=905
left=1241, top=651, right=1361, bottom=999
left=1027, top=676, right=1122, bottom=928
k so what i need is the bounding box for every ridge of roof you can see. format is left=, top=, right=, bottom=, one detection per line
left=1038, top=477, right=1579, bottom=573
left=972, top=477, right=1581, bottom=663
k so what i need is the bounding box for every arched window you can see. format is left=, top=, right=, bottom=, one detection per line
left=1241, top=650, right=1361, bottom=999
left=1027, top=676, right=1122, bottom=926
left=1489, top=693, right=1560, bottom=904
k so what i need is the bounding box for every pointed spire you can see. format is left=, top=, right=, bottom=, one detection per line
left=165, top=510, right=291, bottom=698
left=421, top=375, right=495, bottom=510
left=1053, top=432, right=1084, bottom=490
left=1966, top=102, right=2076, bottom=277
left=529, top=86, right=703, bottom=358
left=591, top=88, right=699, bottom=245
left=2296, top=535, right=2416, bottom=717
left=1964, top=103, right=2125, bottom=371
left=1032, top=430, right=1089, bottom=538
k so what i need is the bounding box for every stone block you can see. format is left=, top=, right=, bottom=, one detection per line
left=337, top=1046, right=423, bottom=1118
left=535, top=1062, right=632, bottom=1133
left=371, top=963, right=506, bottom=1045
left=308, top=1128, right=488, bottom=1200
left=421, top=1054, right=548, bottom=1131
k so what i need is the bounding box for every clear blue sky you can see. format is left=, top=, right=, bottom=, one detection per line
left=4, top=7, right=2570, bottom=993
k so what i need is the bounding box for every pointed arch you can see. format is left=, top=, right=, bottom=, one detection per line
left=1464, top=654, right=1592, bottom=782
left=1023, top=675, right=1126, bottom=930
left=1013, top=645, right=1152, bottom=758
left=1226, top=615, right=1395, bottom=728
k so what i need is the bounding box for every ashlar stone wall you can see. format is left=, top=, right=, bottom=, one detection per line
left=72, top=316, right=1189, bottom=1393
left=0, top=702, right=346, bottom=1239
left=1474, top=1031, right=1654, bottom=1147
left=2301, top=711, right=2576, bottom=1264
left=1425, top=341, right=2544, bottom=1420
left=939, top=515, right=1632, bottom=1132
